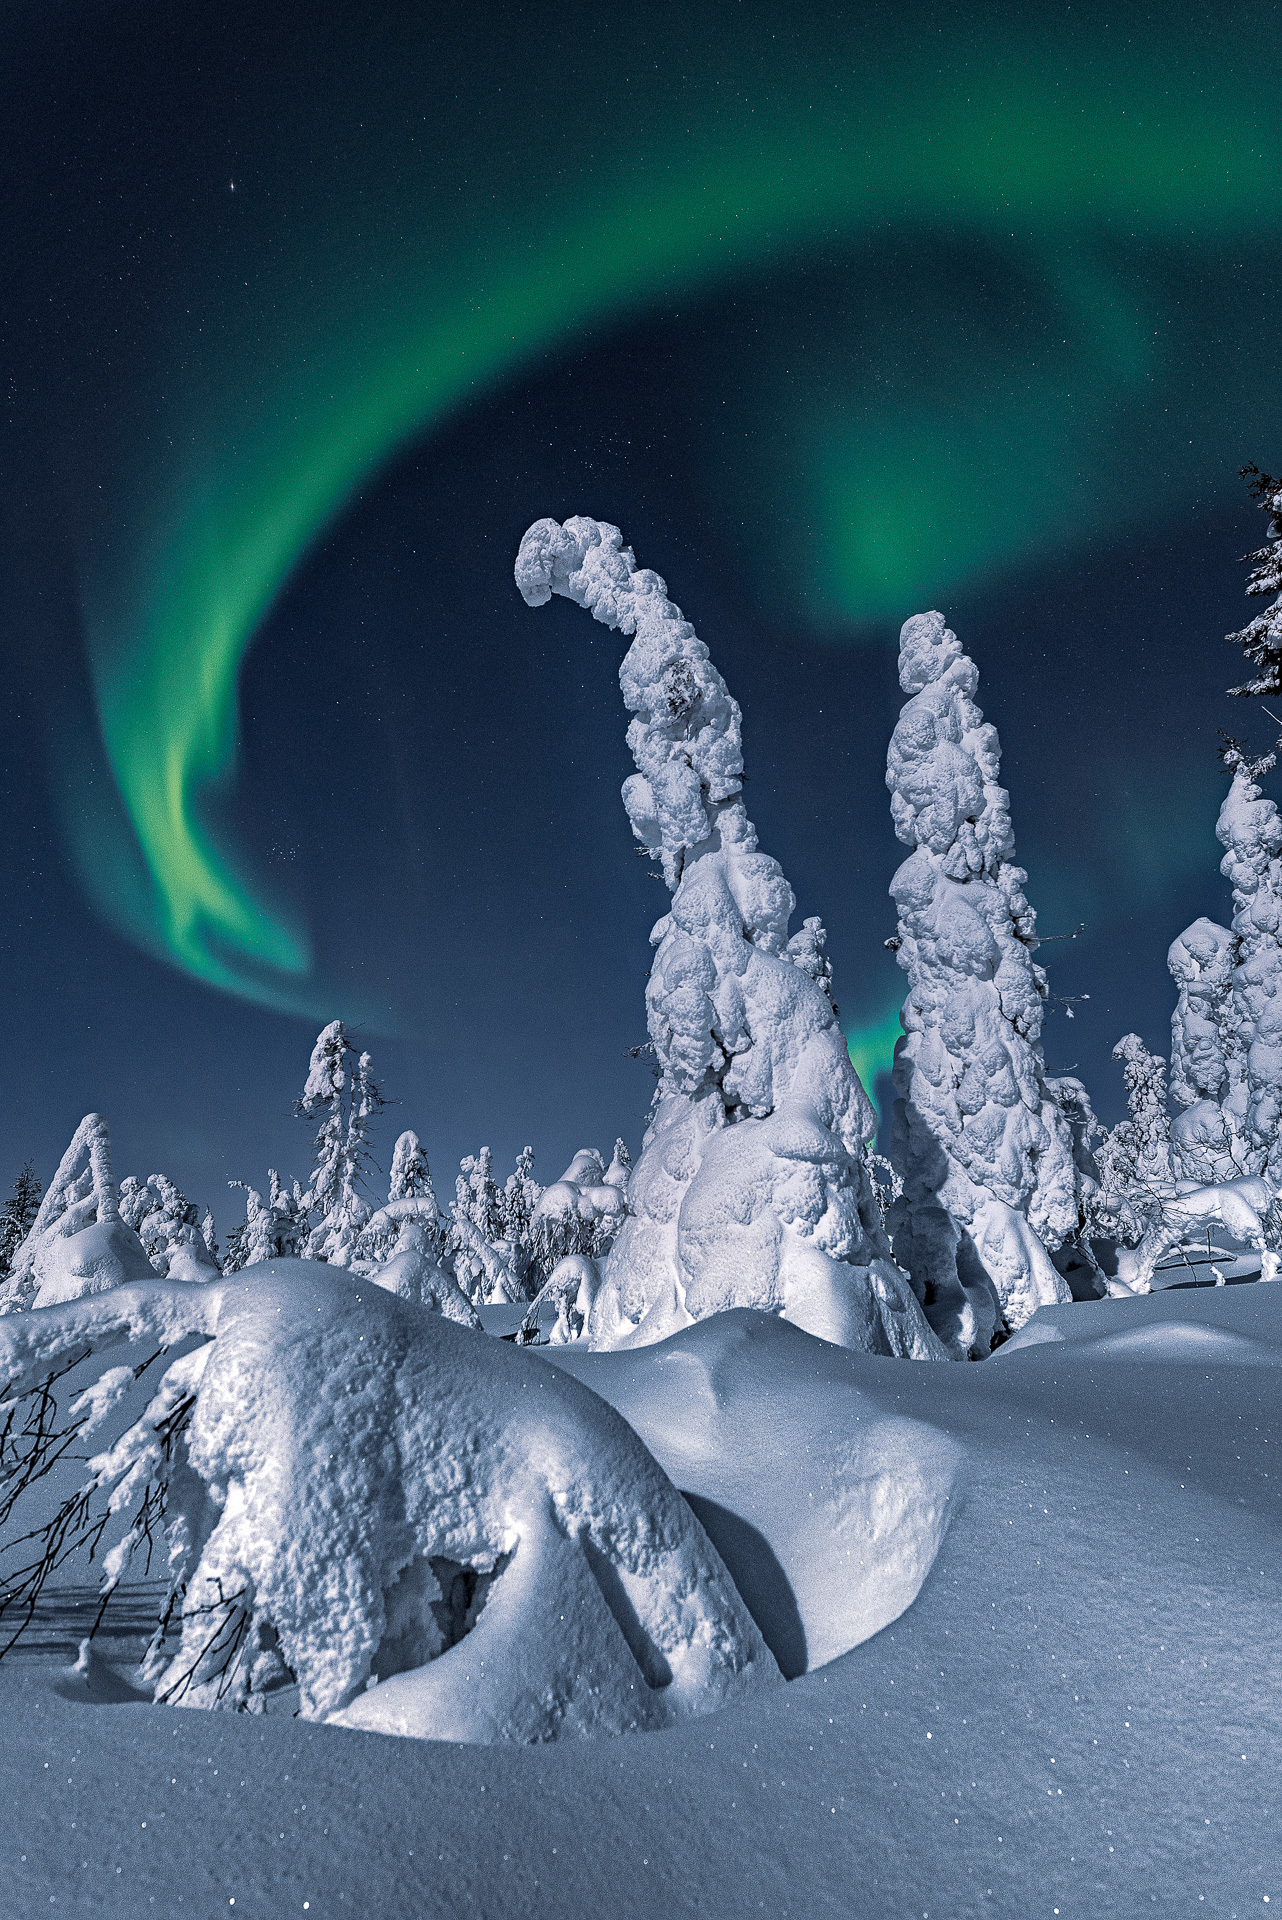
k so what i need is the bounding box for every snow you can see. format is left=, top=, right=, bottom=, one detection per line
left=884, top=613, right=1081, bottom=1354
left=1, top=1276, right=1279, bottom=1915
left=0, top=1263, right=779, bottom=1740
left=517, top=517, right=941, bottom=1361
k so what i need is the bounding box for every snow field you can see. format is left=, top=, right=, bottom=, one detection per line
left=1, top=1278, right=1279, bottom=1916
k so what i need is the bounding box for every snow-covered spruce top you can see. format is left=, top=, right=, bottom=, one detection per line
left=885, top=612, right=1076, bottom=1347
left=517, top=517, right=940, bottom=1359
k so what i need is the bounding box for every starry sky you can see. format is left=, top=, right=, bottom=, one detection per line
left=2, top=0, right=1279, bottom=1225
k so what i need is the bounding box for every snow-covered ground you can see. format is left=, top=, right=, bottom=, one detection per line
left=1, top=1279, right=1278, bottom=1917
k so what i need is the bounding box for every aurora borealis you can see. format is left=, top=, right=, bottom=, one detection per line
left=2, top=0, right=1280, bottom=1197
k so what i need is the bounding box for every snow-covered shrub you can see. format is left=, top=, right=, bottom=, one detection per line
left=119, top=1173, right=220, bottom=1282
left=1226, top=464, right=1282, bottom=698
left=0, top=1115, right=153, bottom=1314
left=517, top=515, right=942, bottom=1360
left=883, top=611, right=1079, bottom=1353
left=0, top=1265, right=780, bottom=1739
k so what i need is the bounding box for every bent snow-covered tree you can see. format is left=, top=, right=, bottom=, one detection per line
left=884, top=612, right=1079, bottom=1354
left=516, top=515, right=942, bottom=1359
left=0, top=1114, right=153, bottom=1313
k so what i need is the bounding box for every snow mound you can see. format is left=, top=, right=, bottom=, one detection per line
left=1003, top=1318, right=1281, bottom=1367
left=538, top=1309, right=961, bottom=1677
left=0, top=1263, right=780, bottom=1741
left=517, top=516, right=941, bottom=1361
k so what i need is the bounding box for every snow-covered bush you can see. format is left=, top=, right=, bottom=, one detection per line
left=0, top=1115, right=153, bottom=1313
left=883, top=611, right=1080, bottom=1354
left=0, top=1265, right=780, bottom=1739
left=517, top=515, right=942, bottom=1360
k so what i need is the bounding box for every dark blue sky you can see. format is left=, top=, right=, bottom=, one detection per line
left=1, top=0, right=1276, bottom=1229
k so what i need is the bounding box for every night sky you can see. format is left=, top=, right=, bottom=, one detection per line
left=2, top=0, right=1279, bottom=1228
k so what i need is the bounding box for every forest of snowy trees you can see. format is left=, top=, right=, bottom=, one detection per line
left=0, top=469, right=1280, bottom=1734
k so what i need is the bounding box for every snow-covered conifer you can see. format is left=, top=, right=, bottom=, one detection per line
left=1206, top=745, right=1282, bottom=1177
left=883, top=611, right=1079, bottom=1353
left=297, top=1023, right=386, bottom=1264
left=118, top=1172, right=219, bottom=1283
left=389, top=1130, right=433, bottom=1204
left=1092, top=1036, right=1173, bottom=1247
left=0, top=1114, right=153, bottom=1311
left=602, top=1139, right=632, bottom=1191
left=0, top=1162, right=41, bottom=1277
left=1227, top=465, right=1282, bottom=698
left=1168, top=917, right=1252, bottom=1181
left=517, top=515, right=941, bottom=1358
left=455, top=1148, right=505, bottom=1245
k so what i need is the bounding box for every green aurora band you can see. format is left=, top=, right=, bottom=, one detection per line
left=64, top=6, right=1281, bottom=1025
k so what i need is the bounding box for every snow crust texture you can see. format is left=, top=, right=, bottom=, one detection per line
left=885, top=612, right=1077, bottom=1354
left=517, top=516, right=942, bottom=1360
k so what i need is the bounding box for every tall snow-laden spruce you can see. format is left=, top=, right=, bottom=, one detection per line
left=516, top=515, right=943, bottom=1359
left=884, top=611, right=1077, bottom=1353
left=297, top=1022, right=386, bottom=1264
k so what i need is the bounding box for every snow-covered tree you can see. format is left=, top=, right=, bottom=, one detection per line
left=517, top=515, right=941, bottom=1359
left=1091, top=1035, right=1173, bottom=1246
left=118, top=1172, right=219, bottom=1282
left=0, top=1163, right=41, bottom=1277
left=1208, top=745, right=1282, bottom=1178
left=1168, top=916, right=1252, bottom=1181
left=0, top=1267, right=780, bottom=1737
left=389, top=1130, right=434, bottom=1204
left=528, top=1149, right=628, bottom=1288
left=0, top=1114, right=153, bottom=1312
left=883, top=610, right=1080, bottom=1354
left=223, top=1175, right=307, bottom=1272
left=455, top=1148, right=505, bottom=1246
left=1227, top=465, right=1282, bottom=698
left=500, top=1145, right=543, bottom=1274
left=296, top=1023, right=387, bottom=1265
